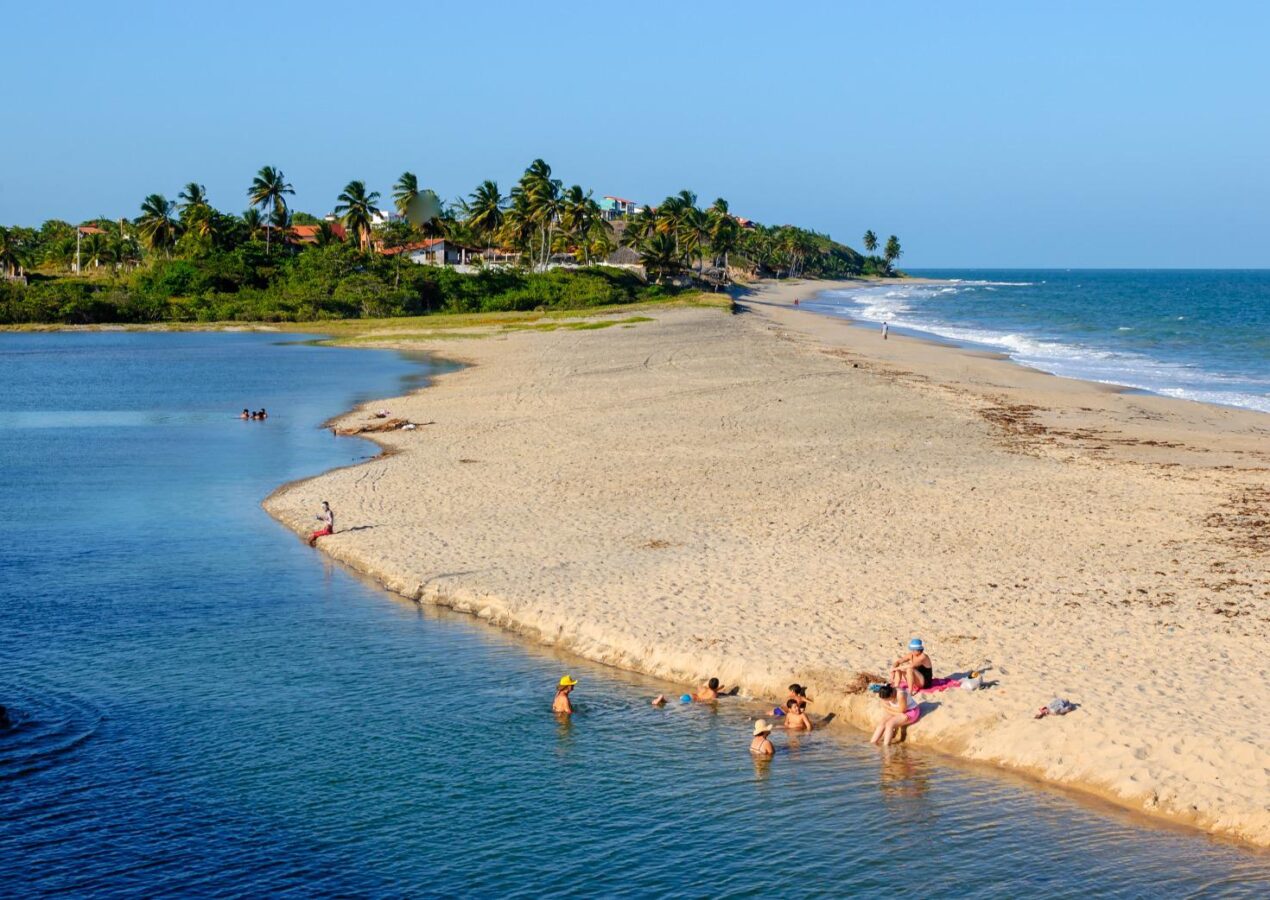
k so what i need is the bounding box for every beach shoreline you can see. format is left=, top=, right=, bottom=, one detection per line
left=265, top=278, right=1269, bottom=847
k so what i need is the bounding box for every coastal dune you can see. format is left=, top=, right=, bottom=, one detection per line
left=266, top=281, right=1270, bottom=846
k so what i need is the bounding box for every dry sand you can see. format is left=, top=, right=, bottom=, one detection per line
left=266, top=280, right=1270, bottom=846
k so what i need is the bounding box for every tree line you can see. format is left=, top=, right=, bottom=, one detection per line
left=0, top=160, right=903, bottom=324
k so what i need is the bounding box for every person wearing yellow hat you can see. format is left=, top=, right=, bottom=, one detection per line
left=553, top=675, right=578, bottom=715
left=750, top=719, right=774, bottom=756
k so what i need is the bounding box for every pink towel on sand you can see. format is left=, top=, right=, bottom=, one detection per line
left=913, top=677, right=961, bottom=693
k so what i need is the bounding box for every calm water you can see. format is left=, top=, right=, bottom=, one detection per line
left=1, top=332, right=1267, bottom=898
left=808, top=270, right=1270, bottom=412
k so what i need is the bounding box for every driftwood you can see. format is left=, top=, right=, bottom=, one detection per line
left=333, top=418, right=431, bottom=435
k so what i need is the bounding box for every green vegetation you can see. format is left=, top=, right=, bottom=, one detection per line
left=0, top=158, right=904, bottom=326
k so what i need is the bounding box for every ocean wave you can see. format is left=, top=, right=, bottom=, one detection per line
left=807, top=285, right=1270, bottom=414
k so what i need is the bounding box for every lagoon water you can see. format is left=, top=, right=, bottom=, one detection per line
left=1, top=332, right=1267, bottom=898
left=811, top=270, right=1270, bottom=413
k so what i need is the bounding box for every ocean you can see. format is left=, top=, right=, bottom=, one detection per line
left=1, top=332, right=1267, bottom=897
left=806, top=270, right=1270, bottom=413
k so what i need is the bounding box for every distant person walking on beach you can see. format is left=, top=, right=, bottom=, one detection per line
left=553, top=676, right=578, bottom=715
left=309, top=501, right=334, bottom=546
left=882, top=321, right=889, bottom=340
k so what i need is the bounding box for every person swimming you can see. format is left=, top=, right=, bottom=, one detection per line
left=782, top=698, right=813, bottom=731
left=553, top=675, right=577, bottom=715
left=750, top=719, right=775, bottom=755
left=258, top=408, right=268, bottom=420
left=788, top=683, right=812, bottom=708
left=870, top=684, right=920, bottom=746
left=890, top=638, right=932, bottom=693
left=695, top=677, right=726, bottom=701
left=240, top=408, right=251, bottom=419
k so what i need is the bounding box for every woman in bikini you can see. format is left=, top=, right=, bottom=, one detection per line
left=890, top=638, right=932, bottom=693
left=553, top=675, right=577, bottom=715
left=870, top=684, right=920, bottom=747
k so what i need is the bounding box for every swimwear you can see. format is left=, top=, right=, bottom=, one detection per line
left=914, top=665, right=933, bottom=686
left=904, top=706, right=921, bottom=725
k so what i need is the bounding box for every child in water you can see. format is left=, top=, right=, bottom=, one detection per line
left=695, top=677, right=727, bottom=701
left=783, top=699, right=813, bottom=731
left=870, top=684, right=920, bottom=746
left=750, top=719, right=774, bottom=755
left=553, top=675, right=577, bottom=715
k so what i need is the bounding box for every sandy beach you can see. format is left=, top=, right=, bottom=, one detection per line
left=265, top=279, right=1270, bottom=846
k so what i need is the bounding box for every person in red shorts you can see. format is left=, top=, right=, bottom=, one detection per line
left=309, top=501, right=334, bottom=546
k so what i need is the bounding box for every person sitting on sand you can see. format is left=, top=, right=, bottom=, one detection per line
left=309, top=501, right=335, bottom=547
left=554, top=675, right=578, bottom=715
left=783, top=699, right=813, bottom=731
left=890, top=638, right=932, bottom=693
left=695, top=677, right=726, bottom=701
left=870, top=684, right=920, bottom=747
left=750, top=719, right=775, bottom=755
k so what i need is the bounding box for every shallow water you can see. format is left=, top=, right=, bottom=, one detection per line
left=1, top=332, right=1267, bottom=898
left=810, top=270, right=1270, bottom=412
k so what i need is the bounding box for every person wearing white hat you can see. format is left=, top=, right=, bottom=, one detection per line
left=750, top=719, right=774, bottom=756
left=553, top=675, right=578, bottom=715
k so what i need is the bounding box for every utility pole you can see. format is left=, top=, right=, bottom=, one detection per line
left=75, top=226, right=82, bottom=275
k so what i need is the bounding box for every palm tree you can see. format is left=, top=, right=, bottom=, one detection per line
left=678, top=206, right=711, bottom=274
left=393, top=171, right=419, bottom=219
left=178, top=183, right=209, bottom=218
left=639, top=232, right=681, bottom=284
left=241, top=208, right=265, bottom=241
left=511, top=159, right=562, bottom=269
left=465, top=180, right=505, bottom=262
left=559, top=185, right=611, bottom=264
left=863, top=230, right=878, bottom=255
left=136, top=194, right=181, bottom=256
left=706, top=199, right=739, bottom=271
left=333, top=180, right=381, bottom=252
left=247, top=166, right=294, bottom=255
left=884, top=235, right=902, bottom=270
left=0, top=226, right=27, bottom=277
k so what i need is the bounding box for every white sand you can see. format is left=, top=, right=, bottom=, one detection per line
left=266, top=280, right=1270, bottom=846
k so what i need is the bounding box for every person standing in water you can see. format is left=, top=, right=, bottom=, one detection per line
left=750, top=719, right=775, bottom=755
left=309, top=501, right=335, bottom=546
left=553, top=676, right=578, bottom=715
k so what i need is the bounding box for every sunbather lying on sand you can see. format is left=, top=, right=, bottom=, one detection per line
left=890, top=638, right=932, bottom=692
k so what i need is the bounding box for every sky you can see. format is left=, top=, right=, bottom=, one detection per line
left=4, top=1, right=1269, bottom=267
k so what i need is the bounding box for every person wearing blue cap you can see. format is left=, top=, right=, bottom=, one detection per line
left=890, top=638, right=933, bottom=694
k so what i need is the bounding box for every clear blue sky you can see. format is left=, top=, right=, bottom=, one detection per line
left=4, top=1, right=1268, bottom=267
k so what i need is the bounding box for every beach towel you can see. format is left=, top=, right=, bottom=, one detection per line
left=913, top=677, right=962, bottom=693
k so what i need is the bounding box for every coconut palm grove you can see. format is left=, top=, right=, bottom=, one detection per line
left=0, top=160, right=903, bottom=324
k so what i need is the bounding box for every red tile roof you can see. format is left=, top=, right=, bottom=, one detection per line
left=379, top=238, right=448, bottom=256
left=289, top=223, right=347, bottom=243
left=603, top=196, right=636, bottom=204
left=77, top=225, right=106, bottom=235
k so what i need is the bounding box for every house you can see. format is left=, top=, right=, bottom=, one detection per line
left=288, top=223, right=347, bottom=245
left=600, top=195, right=640, bottom=219
left=76, top=224, right=107, bottom=236
left=380, top=238, right=474, bottom=266
left=734, top=216, right=756, bottom=229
